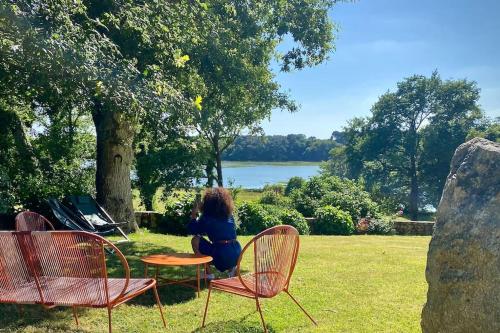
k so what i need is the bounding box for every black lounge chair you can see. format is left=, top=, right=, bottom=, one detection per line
left=48, top=197, right=129, bottom=242
left=67, top=195, right=130, bottom=241
left=48, top=198, right=92, bottom=232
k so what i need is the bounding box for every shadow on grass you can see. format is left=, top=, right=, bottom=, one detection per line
left=0, top=304, right=87, bottom=332
left=0, top=239, right=251, bottom=331
left=193, top=312, right=277, bottom=333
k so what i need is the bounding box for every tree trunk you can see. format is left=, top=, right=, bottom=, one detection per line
left=409, top=152, right=419, bottom=221
left=214, top=144, right=224, bottom=187
left=6, top=110, right=39, bottom=172
left=142, top=196, right=154, bottom=212
left=205, top=160, right=215, bottom=188
left=92, top=105, right=138, bottom=232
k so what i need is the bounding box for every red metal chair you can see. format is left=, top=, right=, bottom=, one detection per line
left=0, top=231, right=166, bottom=332
left=202, top=225, right=317, bottom=332
left=15, top=211, right=55, bottom=231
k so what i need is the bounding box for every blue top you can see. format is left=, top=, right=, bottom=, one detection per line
left=187, top=215, right=241, bottom=272
left=188, top=215, right=238, bottom=242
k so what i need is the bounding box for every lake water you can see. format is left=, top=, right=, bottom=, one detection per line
left=222, top=161, right=320, bottom=189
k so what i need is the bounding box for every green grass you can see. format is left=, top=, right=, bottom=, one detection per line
left=0, top=232, right=430, bottom=332
left=235, top=189, right=262, bottom=204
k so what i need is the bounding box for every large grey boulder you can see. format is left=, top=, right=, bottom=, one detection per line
left=421, top=138, right=500, bottom=333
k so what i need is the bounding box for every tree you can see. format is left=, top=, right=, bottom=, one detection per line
left=1, top=0, right=342, bottom=226
left=1, top=1, right=196, bottom=229
left=327, top=72, right=482, bottom=220
left=187, top=1, right=339, bottom=186
left=466, top=117, right=500, bottom=143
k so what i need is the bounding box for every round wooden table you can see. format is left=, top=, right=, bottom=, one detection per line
left=141, top=253, right=213, bottom=298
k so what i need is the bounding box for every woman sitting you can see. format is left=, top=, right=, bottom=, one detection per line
left=188, top=187, right=242, bottom=279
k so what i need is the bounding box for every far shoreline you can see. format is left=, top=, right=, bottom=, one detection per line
left=222, top=160, right=322, bottom=168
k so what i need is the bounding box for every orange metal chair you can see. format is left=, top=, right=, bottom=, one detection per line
left=15, top=211, right=55, bottom=231
left=202, top=225, right=317, bottom=332
left=0, top=231, right=166, bottom=332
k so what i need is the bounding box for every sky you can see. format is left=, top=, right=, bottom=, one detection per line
left=261, top=0, right=500, bottom=139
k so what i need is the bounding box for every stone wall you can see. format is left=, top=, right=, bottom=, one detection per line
left=393, top=221, right=434, bottom=236
left=134, top=211, right=162, bottom=230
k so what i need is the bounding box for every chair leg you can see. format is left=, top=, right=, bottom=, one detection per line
left=107, top=307, right=112, bottom=333
left=17, top=305, right=24, bottom=317
left=153, top=285, right=167, bottom=328
left=116, top=227, right=129, bottom=241
left=202, top=285, right=212, bottom=327
left=255, top=298, right=267, bottom=333
left=284, top=290, right=317, bottom=325
left=72, top=306, right=79, bottom=326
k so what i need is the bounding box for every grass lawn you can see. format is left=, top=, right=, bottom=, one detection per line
left=0, top=233, right=430, bottom=332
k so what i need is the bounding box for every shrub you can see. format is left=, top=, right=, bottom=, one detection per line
left=313, top=205, right=354, bottom=235
left=277, top=208, right=310, bottom=235
left=290, top=175, right=380, bottom=221
left=321, top=191, right=379, bottom=224
left=285, top=176, right=304, bottom=196
left=289, top=189, right=319, bottom=217
left=259, top=190, right=292, bottom=207
left=262, top=183, right=285, bottom=194
left=259, top=190, right=282, bottom=205
left=161, top=191, right=196, bottom=235
left=237, top=202, right=309, bottom=235
left=367, top=218, right=394, bottom=235
left=237, top=202, right=281, bottom=235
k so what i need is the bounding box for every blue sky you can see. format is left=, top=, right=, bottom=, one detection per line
left=262, top=0, right=500, bottom=139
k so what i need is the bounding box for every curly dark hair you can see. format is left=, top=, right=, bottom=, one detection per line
left=201, top=187, right=234, bottom=219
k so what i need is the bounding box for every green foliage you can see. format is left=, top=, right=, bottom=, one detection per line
left=466, top=117, right=500, bottom=142
left=356, top=217, right=394, bottom=235
left=0, top=102, right=95, bottom=213
left=187, top=1, right=339, bottom=185
left=285, top=176, right=305, bottom=196
left=289, top=189, right=319, bottom=217
left=290, top=175, right=379, bottom=221
left=277, top=208, right=310, bottom=235
left=237, top=202, right=309, bottom=235
left=237, top=202, right=281, bottom=235
left=313, top=206, right=354, bottom=235
left=324, top=72, right=485, bottom=218
left=223, top=135, right=336, bottom=162
left=161, top=191, right=196, bottom=235
left=259, top=191, right=282, bottom=205
left=262, top=183, right=285, bottom=194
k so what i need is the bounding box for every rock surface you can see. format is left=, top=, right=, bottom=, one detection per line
left=421, top=138, right=500, bottom=333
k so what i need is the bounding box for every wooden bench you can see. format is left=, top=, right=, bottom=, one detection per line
left=0, top=231, right=166, bottom=332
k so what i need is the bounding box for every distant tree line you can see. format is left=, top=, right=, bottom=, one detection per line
left=222, top=134, right=337, bottom=161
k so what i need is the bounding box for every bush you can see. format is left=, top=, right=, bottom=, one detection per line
left=259, top=190, right=292, bottom=207
left=285, top=176, right=304, bottom=196
left=259, top=190, right=282, bottom=205
left=289, top=189, right=319, bottom=217
left=237, top=202, right=281, bottom=235
left=237, top=202, right=310, bottom=235
left=290, top=175, right=380, bottom=221
left=367, top=218, right=394, bottom=235
left=161, top=191, right=196, bottom=235
left=313, top=205, right=354, bottom=235
left=277, top=208, right=310, bottom=235
left=262, top=183, right=285, bottom=194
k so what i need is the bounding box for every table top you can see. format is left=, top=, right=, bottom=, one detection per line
left=140, top=253, right=213, bottom=266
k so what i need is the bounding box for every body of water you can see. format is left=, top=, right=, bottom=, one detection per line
left=222, top=161, right=320, bottom=189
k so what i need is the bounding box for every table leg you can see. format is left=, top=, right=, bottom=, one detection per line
left=204, top=263, right=208, bottom=287
left=155, top=266, right=159, bottom=280
left=196, top=264, right=200, bottom=298
left=144, top=264, right=149, bottom=278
